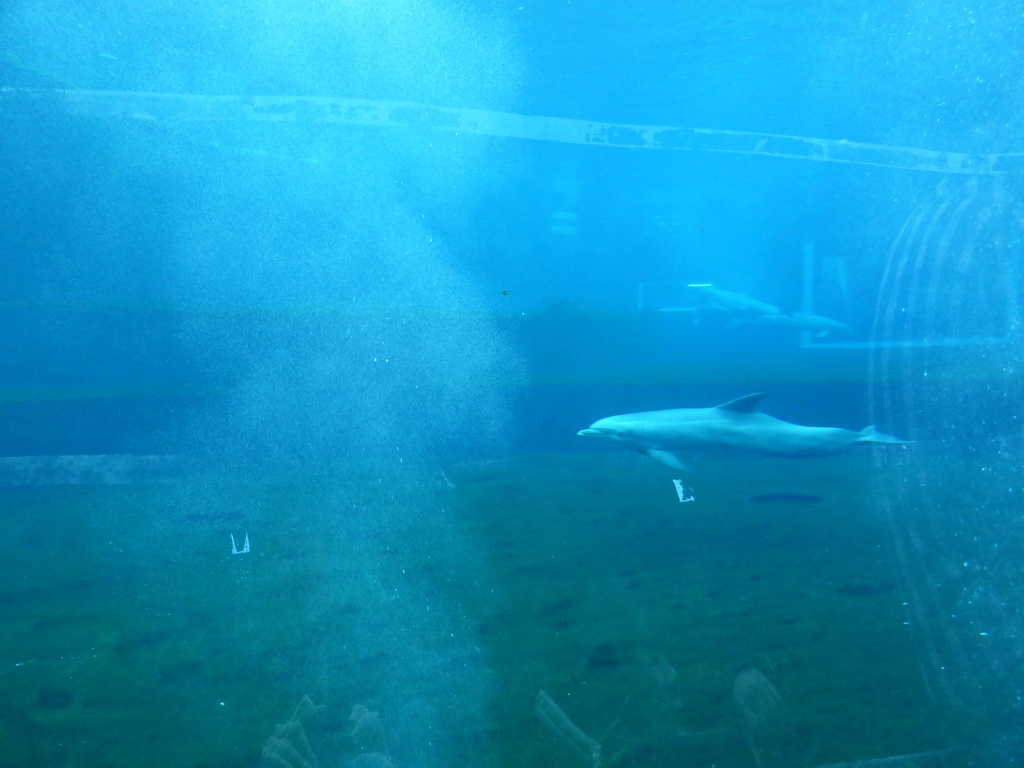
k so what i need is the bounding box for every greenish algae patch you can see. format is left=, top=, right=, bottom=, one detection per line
left=0, top=454, right=994, bottom=767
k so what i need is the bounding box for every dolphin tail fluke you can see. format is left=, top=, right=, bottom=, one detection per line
left=858, top=425, right=914, bottom=445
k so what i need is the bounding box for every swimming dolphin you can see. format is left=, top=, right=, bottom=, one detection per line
left=748, top=310, right=853, bottom=337
left=576, top=393, right=911, bottom=471
left=689, top=285, right=781, bottom=321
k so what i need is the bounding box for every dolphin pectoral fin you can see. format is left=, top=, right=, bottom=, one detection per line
left=646, top=449, right=692, bottom=472
left=859, top=425, right=914, bottom=445
left=715, top=393, right=768, bottom=413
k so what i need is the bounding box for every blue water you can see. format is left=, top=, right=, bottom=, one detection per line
left=2, top=1, right=1023, bottom=766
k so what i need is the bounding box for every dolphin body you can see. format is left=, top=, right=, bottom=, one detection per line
left=691, top=285, right=781, bottom=320
left=577, top=393, right=911, bottom=471
left=748, top=310, right=853, bottom=338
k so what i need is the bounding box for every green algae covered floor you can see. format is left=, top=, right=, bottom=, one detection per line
left=0, top=452, right=989, bottom=767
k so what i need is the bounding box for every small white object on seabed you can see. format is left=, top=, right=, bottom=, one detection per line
left=231, top=532, right=250, bottom=555
left=672, top=478, right=695, bottom=503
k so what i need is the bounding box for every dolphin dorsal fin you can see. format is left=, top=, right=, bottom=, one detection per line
left=715, top=393, right=768, bottom=413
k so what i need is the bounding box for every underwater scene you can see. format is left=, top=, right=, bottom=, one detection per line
left=2, top=1, right=1023, bottom=767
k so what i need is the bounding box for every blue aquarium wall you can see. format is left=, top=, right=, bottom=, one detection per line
left=1, top=107, right=1018, bottom=458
